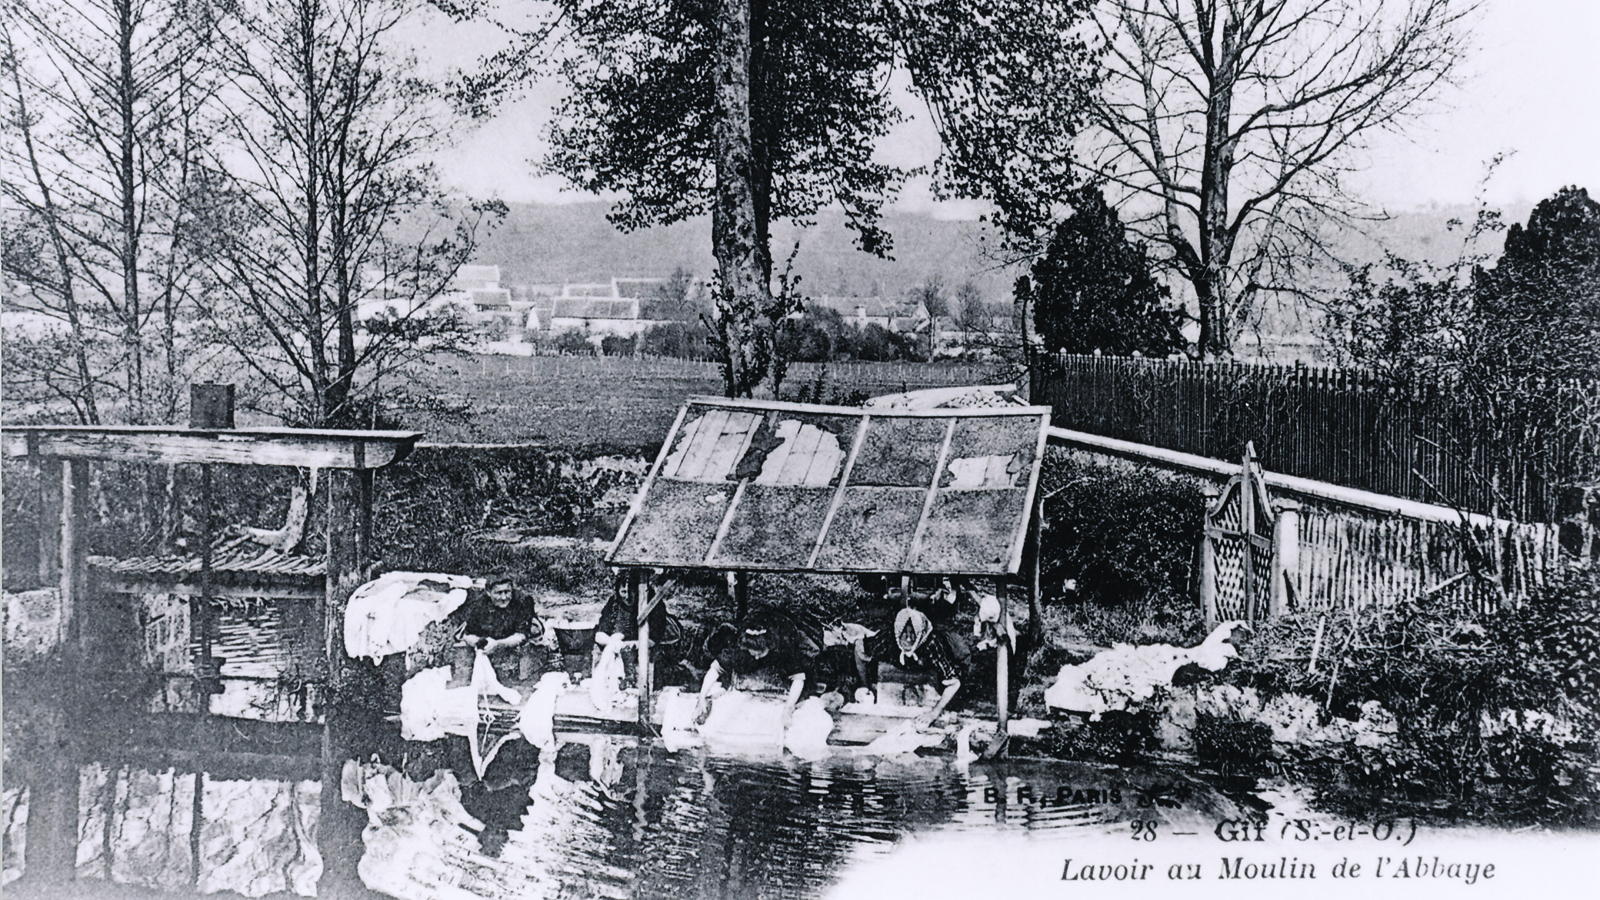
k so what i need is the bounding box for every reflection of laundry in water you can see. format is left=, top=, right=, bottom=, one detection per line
left=399, top=653, right=521, bottom=778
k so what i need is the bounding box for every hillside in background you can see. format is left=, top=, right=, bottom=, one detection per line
left=469, top=200, right=1529, bottom=317
left=471, top=202, right=1023, bottom=303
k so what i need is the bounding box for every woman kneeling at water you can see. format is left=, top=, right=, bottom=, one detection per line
left=700, top=608, right=821, bottom=717
left=859, top=608, right=964, bottom=727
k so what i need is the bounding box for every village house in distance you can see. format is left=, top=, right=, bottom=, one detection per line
left=421, top=264, right=1011, bottom=358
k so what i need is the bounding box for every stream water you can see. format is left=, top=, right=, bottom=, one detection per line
left=5, top=594, right=1584, bottom=900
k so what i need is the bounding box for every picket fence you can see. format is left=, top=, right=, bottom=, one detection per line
left=1291, top=503, right=1561, bottom=615
left=1034, top=353, right=1600, bottom=524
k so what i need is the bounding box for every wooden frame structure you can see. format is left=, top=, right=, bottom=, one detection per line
left=5, top=422, right=421, bottom=683
left=606, top=396, right=1052, bottom=739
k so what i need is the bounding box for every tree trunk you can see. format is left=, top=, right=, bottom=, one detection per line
left=1197, top=20, right=1240, bottom=359
left=299, top=0, right=329, bottom=425
left=117, top=0, right=145, bottom=421
left=711, top=0, right=768, bottom=397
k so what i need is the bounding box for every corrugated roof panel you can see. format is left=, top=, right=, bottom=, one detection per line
left=608, top=397, right=1050, bottom=574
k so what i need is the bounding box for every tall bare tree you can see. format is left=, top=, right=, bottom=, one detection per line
left=198, top=0, right=487, bottom=427
left=1, top=0, right=216, bottom=424
left=1085, top=0, right=1473, bottom=356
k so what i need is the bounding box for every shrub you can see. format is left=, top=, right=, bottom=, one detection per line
left=639, top=322, right=714, bottom=360
left=1222, top=567, right=1600, bottom=825
left=1035, top=710, right=1161, bottom=763
left=1192, top=713, right=1274, bottom=777
left=600, top=334, right=636, bottom=357
left=1036, top=449, right=1207, bottom=644
left=554, top=330, right=595, bottom=355
left=776, top=316, right=832, bottom=363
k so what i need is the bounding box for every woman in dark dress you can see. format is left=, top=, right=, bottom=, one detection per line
left=456, top=572, right=544, bottom=681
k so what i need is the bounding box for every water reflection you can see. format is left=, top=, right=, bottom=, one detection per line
left=3, top=599, right=1263, bottom=900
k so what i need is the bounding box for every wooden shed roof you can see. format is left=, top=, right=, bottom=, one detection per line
left=608, top=396, right=1051, bottom=575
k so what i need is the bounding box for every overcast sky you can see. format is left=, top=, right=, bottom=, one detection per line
left=436, top=0, right=1600, bottom=215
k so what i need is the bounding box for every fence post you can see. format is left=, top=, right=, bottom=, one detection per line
left=1199, top=483, right=1221, bottom=629
left=1270, top=499, right=1301, bottom=617
left=1556, top=483, right=1600, bottom=563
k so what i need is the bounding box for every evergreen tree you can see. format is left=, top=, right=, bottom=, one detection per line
left=1025, top=187, right=1184, bottom=358
left=1472, top=186, right=1600, bottom=380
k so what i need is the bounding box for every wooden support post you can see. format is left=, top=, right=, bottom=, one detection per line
left=995, top=580, right=1010, bottom=738
left=1270, top=500, right=1302, bottom=618
left=732, top=570, right=750, bottom=621
left=318, top=716, right=381, bottom=899
left=37, top=456, right=62, bottom=586
left=61, top=460, right=89, bottom=658
left=189, top=770, right=203, bottom=887
left=1238, top=449, right=1257, bottom=620
left=358, top=469, right=375, bottom=573
left=353, top=440, right=373, bottom=575
left=21, top=707, right=78, bottom=888
left=23, top=459, right=85, bottom=892
left=194, top=464, right=216, bottom=690
left=324, top=470, right=361, bottom=689
left=1200, top=485, right=1220, bottom=629
left=1028, top=500, right=1044, bottom=646
left=635, top=569, right=652, bottom=729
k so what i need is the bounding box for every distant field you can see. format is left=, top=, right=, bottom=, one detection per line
left=406, top=354, right=1013, bottom=449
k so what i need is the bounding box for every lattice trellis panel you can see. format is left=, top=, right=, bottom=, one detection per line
left=1202, top=444, right=1277, bottom=624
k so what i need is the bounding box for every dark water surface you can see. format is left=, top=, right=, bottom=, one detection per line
left=2, top=598, right=1264, bottom=900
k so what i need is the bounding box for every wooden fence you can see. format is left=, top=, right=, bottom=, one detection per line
left=1034, top=354, right=1600, bottom=523
left=1292, top=503, right=1562, bottom=615
left=1062, top=435, right=1572, bottom=619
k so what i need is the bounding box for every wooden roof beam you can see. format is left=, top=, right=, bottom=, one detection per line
left=2, top=426, right=420, bottom=469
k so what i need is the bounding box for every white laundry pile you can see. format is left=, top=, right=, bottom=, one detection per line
left=1043, top=620, right=1247, bottom=717
left=344, top=572, right=476, bottom=664
left=783, top=697, right=836, bottom=760
left=697, top=690, right=787, bottom=753
left=863, top=721, right=947, bottom=756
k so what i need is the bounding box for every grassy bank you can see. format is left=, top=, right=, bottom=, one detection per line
left=402, top=354, right=1009, bottom=445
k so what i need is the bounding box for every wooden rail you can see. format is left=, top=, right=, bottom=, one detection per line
left=1047, top=426, right=1495, bottom=527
